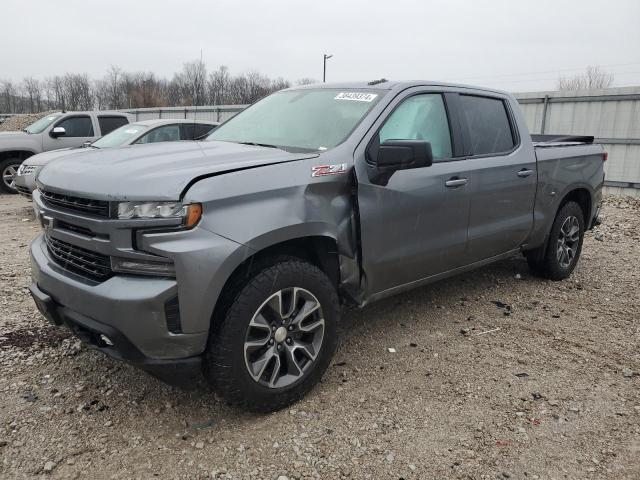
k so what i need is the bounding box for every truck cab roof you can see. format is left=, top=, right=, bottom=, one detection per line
left=288, top=80, right=511, bottom=96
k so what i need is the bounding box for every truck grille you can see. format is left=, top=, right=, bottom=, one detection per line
left=40, top=190, right=110, bottom=218
left=45, top=234, right=112, bottom=281
left=18, top=164, right=38, bottom=175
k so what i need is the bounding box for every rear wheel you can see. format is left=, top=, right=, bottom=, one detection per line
left=205, top=256, right=340, bottom=412
left=0, top=158, right=22, bottom=194
left=526, top=201, right=585, bottom=280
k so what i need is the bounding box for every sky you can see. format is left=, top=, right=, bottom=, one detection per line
left=2, top=0, right=640, bottom=92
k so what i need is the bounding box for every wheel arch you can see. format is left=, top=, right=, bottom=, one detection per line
left=209, top=233, right=342, bottom=336
left=0, top=150, right=36, bottom=162
left=558, top=186, right=592, bottom=226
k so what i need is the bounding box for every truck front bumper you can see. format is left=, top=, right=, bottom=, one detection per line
left=30, top=234, right=207, bottom=389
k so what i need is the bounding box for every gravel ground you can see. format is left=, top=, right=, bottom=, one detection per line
left=0, top=194, right=638, bottom=480
left=0, top=111, right=59, bottom=132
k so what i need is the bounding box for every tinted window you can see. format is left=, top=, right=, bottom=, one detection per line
left=136, top=124, right=181, bottom=144
left=379, top=94, right=452, bottom=160
left=459, top=95, right=515, bottom=155
left=98, top=116, right=129, bottom=135
left=56, top=116, right=94, bottom=137
left=194, top=123, right=216, bottom=139
left=181, top=124, right=195, bottom=140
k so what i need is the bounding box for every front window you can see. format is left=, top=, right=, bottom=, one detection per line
left=25, top=114, right=62, bottom=134
left=206, top=89, right=384, bottom=152
left=55, top=116, right=94, bottom=137
left=379, top=94, right=452, bottom=160
left=92, top=124, right=147, bottom=149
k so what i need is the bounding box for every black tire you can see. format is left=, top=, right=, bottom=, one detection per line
left=205, top=256, right=340, bottom=412
left=526, top=201, right=585, bottom=280
left=0, top=158, right=22, bottom=194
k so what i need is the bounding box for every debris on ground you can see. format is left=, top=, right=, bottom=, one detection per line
left=0, top=194, right=638, bottom=478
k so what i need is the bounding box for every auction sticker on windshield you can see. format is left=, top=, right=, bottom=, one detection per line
left=334, top=92, right=378, bottom=102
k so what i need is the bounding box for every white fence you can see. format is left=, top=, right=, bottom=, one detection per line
left=515, top=86, right=640, bottom=197
left=122, top=105, right=247, bottom=123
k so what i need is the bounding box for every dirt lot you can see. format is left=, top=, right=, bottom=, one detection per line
left=0, top=194, right=638, bottom=480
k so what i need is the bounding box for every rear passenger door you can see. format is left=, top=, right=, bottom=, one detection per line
left=97, top=115, right=129, bottom=136
left=454, top=93, right=536, bottom=262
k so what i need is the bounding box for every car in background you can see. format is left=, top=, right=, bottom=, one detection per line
left=14, top=119, right=219, bottom=197
left=0, top=111, right=132, bottom=193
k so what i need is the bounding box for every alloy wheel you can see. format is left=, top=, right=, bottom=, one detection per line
left=244, top=287, right=325, bottom=388
left=556, top=215, right=580, bottom=268
left=2, top=163, right=20, bottom=192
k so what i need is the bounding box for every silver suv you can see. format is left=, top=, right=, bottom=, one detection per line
left=0, top=111, right=132, bottom=193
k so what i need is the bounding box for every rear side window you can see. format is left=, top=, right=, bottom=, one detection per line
left=379, top=94, right=452, bottom=160
left=459, top=95, right=515, bottom=155
left=56, top=116, right=94, bottom=137
left=135, top=124, right=181, bottom=144
left=98, top=116, right=129, bottom=135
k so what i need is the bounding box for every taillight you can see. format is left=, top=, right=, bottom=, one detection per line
left=602, top=152, right=608, bottom=162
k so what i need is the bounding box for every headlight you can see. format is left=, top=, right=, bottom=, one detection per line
left=117, top=201, right=202, bottom=227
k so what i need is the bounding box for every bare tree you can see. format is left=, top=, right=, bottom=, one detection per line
left=0, top=80, right=17, bottom=112
left=557, top=65, right=614, bottom=91
left=2, top=62, right=299, bottom=112
left=23, top=77, right=42, bottom=112
left=182, top=60, right=207, bottom=106
left=208, top=66, right=230, bottom=105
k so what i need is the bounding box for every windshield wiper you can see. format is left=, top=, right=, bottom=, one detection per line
left=238, top=141, right=280, bottom=149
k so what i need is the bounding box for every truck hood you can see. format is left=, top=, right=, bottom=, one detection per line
left=0, top=131, right=41, bottom=152
left=37, top=141, right=318, bottom=201
left=0, top=130, right=27, bottom=138
left=24, top=147, right=78, bottom=166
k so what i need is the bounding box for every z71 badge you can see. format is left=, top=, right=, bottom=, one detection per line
left=311, top=163, right=348, bottom=177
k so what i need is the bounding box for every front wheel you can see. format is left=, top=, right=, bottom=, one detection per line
left=526, top=201, right=585, bottom=280
left=0, top=158, right=22, bottom=194
left=205, top=257, right=340, bottom=412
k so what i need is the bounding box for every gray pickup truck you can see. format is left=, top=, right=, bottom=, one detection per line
left=0, top=110, right=132, bottom=193
left=29, top=81, right=604, bottom=412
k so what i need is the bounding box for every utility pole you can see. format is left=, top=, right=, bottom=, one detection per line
left=323, top=54, right=333, bottom=83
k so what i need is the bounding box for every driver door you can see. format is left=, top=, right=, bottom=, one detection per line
left=43, top=115, right=97, bottom=150
left=354, top=90, right=471, bottom=298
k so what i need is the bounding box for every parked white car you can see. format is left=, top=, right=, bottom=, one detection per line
left=14, top=119, right=219, bottom=197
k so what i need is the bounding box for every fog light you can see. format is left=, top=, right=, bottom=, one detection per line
left=111, top=257, right=176, bottom=277
left=99, top=334, right=114, bottom=346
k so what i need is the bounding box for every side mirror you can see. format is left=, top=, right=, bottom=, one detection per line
left=50, top=126, right=66, bottom=138
left=367, top=139, right=433, bottom=185
left=377, top=140, right=433, bottom=170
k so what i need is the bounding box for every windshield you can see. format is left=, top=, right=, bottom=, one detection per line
left=25, top=114, right=62, bottom=134
left=91, top=124, right=147, bottom=149
left=206, top=89, right=384, bottom=152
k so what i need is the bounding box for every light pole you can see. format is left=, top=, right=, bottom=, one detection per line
left=323, top=54, right=333, bottom=83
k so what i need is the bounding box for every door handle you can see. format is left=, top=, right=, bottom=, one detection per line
left=517, top=169, right=534, bottom=178
left=445, top=177, right=468, bottom=188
